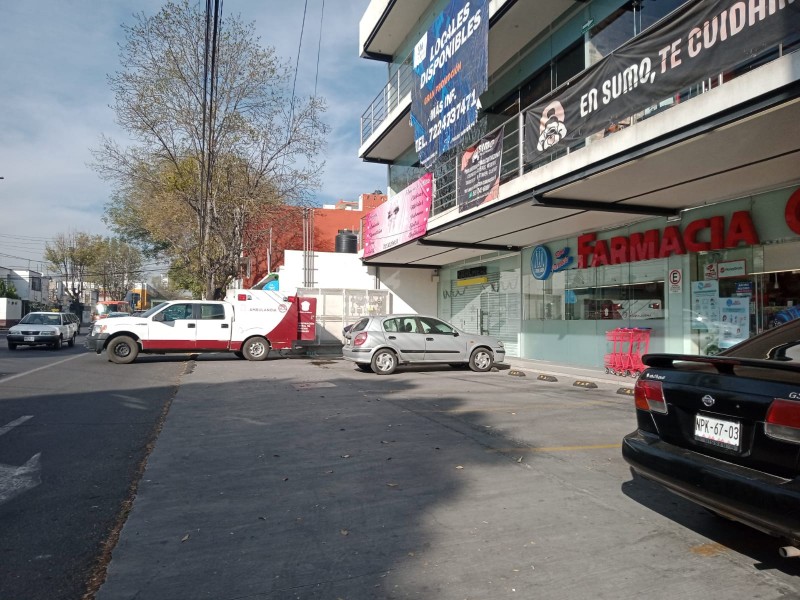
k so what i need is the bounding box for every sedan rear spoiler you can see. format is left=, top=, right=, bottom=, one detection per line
left=643, top=353, right=800, bottom=375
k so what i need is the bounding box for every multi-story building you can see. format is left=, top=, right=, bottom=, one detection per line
left=357, top=0, right=800, bottom=367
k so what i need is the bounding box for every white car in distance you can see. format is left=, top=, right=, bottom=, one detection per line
left=7, top=312, right=79, bottom=350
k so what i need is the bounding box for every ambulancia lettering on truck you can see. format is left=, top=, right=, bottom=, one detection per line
left=85, top=289, right=317, bottom=364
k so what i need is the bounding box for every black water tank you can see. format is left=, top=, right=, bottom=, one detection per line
left=335, top=229, right=358, bottom=253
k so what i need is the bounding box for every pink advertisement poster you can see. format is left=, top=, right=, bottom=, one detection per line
left=362, top=173, right=433, bottom=258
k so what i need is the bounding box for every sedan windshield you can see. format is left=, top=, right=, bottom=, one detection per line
left=19, top=313, right=59, bottom=325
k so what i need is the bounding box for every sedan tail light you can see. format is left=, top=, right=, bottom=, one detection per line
left=634, top=379, right=667, bottom=414
left=765, top=398, right=800, bottom=444
left=353, top=332, right=368, bottom=347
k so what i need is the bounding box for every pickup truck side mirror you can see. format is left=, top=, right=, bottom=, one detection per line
left=153, top=312, right=164, bottom=322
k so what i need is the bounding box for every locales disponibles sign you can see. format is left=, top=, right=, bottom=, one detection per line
left=411, top=0, right=488, bottom=166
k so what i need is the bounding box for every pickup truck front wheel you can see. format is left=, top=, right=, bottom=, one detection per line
left=107, top=336, right=139, bottom=364
left=243, top=336, right=270, bottom=361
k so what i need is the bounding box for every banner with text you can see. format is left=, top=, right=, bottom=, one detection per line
left=362, top=173, right=434, bottom=258
left=523, top=0, right=800, bottom=162
left=457, top=127, right=504, bottom=212
left=411, top=0, right=488, bottom=167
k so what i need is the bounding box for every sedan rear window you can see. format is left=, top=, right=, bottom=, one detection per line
left=351, top=318, right=369, bottom=333
left=721, top=319, right=800, bottom=362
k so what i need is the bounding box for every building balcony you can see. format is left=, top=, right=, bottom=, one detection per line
left=359, top=0, right=580, bottom=162
left=360, top=39, right=800, bottom=268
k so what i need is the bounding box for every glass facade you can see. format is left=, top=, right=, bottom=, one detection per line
left=435, top=186, right=800, bottom=368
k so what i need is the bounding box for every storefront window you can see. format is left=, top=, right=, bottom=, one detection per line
left=524, top=251, right=666, bottom=323
left=567, top=281, right=664, bottom=321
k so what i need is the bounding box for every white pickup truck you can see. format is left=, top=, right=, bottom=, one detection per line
left=85, top=290, right=316, bottom=364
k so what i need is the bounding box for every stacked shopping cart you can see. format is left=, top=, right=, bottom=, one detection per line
left=604, top=328, right=651, bottom=377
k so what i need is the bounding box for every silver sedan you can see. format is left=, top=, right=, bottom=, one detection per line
left=342, top=314, right=505, bottom=375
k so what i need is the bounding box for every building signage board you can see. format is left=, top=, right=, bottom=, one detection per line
left=362, top=173, right=433, bottom=258
left=411, top=0, right=488, bottom=167
left=530, top=245, right=553, bottom=280
left=718, top=259, right=747, bottom=278
left=692, top=281, right=720, bottom=325
left=457, top=127, right=503, bottom=212
left=523, top=0, right=800, bottom=162
left=578, top=210, right=759, bottom=268
left=720, top=296, right=750, bottom=347
left=668, top=268, right=682, bottom=294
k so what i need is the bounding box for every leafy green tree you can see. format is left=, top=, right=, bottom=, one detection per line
left=0, top=280, right=20, bottom=299
left=93, top=0, right=328, bottom=298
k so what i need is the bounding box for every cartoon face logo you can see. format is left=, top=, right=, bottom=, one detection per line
left=537, top=101, right=568, bottom=152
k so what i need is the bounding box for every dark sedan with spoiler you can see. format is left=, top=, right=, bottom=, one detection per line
left=622, top=319, right=800, bottom=558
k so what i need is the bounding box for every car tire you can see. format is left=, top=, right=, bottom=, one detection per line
left=68, top=333, right=76, bottom=348
left=371, top=349, right=397, bottom=375
left=52, top=337, right=62, bottom=350
left=356, top=363, right=373, bottom=372
left=107, top=336, right=139, bottom=364
left=8, top=342, right=17, bottom=350
left=243, top=336, right=270, bottom=361
left=468, top=348, right=493, bottom=372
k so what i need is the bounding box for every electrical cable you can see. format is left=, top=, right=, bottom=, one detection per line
left=288, top=0, right=309, bottom=133
left=314, top=0, right=325, bottom=98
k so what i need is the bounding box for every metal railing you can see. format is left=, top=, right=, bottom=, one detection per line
left=360, top=54, right=414, bottom=144
left=360, top=34, right=799, bottom=229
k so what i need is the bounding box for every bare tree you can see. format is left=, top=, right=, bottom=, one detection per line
left=89, top=238, right=145, bottom=301
left=93, top=0, right=329, bottom=298
left=44, top=232, right=98, bottom=304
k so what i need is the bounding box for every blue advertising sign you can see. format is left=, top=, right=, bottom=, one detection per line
left=531, top=246, right=553, bottom=280
left=411, top=0, right=488, bottom=167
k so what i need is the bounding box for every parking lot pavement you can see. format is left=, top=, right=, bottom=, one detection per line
left=97, top=356, right=800, bottom=600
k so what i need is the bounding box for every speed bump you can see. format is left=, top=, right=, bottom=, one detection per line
left=573, top=380, right=598, bottom=389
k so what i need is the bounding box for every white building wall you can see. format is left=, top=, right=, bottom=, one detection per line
left=278, top=250, right=438, bottom=315
left=275, top=250, right=439, bottom=350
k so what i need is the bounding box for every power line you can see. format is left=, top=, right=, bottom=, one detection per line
left=288, top=0, right=309, bottom=133
left=314, top=0, right=325, bottom=98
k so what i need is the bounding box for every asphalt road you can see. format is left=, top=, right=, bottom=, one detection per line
left=0, top=333, right=183, bottom=600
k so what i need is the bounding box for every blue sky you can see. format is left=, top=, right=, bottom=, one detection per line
left=0, top=0, right=387, bottom=270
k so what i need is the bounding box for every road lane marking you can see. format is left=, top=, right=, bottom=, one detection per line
left=0, top=415, right=33, bottom=437
left=0, top=453, right=42, bottom=505
left=0, top=353, right=88, bottom=384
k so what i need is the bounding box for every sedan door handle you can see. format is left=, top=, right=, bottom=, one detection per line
left=388, top=336, right=397, bottom=340
left=187, top=323, right=196, bottom=328
left=221, top=323, right=229, bottom=328
left=426, top=337, right=434, bottom=341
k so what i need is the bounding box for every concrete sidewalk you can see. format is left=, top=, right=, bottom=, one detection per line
left=94, top=355, right=638, bottom=600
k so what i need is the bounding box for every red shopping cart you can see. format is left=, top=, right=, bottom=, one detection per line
left=605, top=327, right=651, bottom=377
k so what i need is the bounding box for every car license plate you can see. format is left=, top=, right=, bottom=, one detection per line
left=24, top=336, right=35, bottom=342
left=695, top=414, right=741, bottom=450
